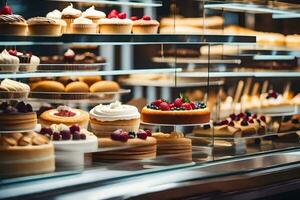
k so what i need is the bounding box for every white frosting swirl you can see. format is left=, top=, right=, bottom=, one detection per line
left=90, top=101, right=140, bottom=121
left=0, top=49, right=19, bottom=66
left=1, top=79, right=30, bottom=92
left=99, top=18, right=133, bottom=25
left=73, top=16, right=93, bottom=24
left=46, top=9, right=62, bottom=19
left=64, top=49, right=75, bottom=57
left=82, top=6, right=106, bottom=19
left=62, top=3, right=82, bottom=16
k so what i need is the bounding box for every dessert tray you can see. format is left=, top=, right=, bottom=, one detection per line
left=141, top=121, right=212, bottom=127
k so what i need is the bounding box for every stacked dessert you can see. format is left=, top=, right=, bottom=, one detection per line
left=141, top=96, right=210, bottom=124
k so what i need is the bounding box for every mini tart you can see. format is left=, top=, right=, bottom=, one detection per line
left=27, top=17, right=61, bottom=36
left=99, top=18, right=133, bottom=34
left=31, top=80, right=65, bottom=99
left=0, top=14, right=27, bottom=35
left=93, top=137, right=156, bottom=161
left=71, top=17, right=97, bottom=34
left=39, top=108, right=89, bottom=128
left=89, top=80, right=120, bottom=92
left=63, top=81, right=89, bottom=99
left=141, top=107, right=210, bottom=124
left=132, top=19, right=159, bottom=34
left=152, top=132, right=192, bottom=161
left=0, top=112, right=37, bottom=131
left=0, top=131, right=55, bottom=177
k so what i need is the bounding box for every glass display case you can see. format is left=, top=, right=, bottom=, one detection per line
left=1, top=0, right=300, bottom=199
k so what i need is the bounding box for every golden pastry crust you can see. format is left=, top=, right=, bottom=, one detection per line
left=39, top=108, right=89, bottom=127
left=65, top=81, right=89, bottom=92
left=78, top=76, right=102, bottom=86
left=0, top=112, right=37, bottom=131
left=89, top=81, right=120, bottom=92
left=32, top=80, right=65, bottom=92
left=141, top=107, right=210, bottom=124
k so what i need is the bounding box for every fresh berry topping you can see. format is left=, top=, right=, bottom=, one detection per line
left=53, top=132, right=61, bottom=141
left=245, top=111, right=252, bottom=117
left=221, top=120, right=229, bottom=125
left=257, top=119, right=261, bottom=124
left=128, top=131, right=136, bottom=138
left=174, top=98, right=183, bottom=107
left=292, top=119, right=299, bottom=124
left=142, top=15, right=151, bottom=20
left=252, top=114, right=257, bottom=119
left=69, top=124, right=80, bottom=134
left=153, top=99, right=163, bottom=107
left=169, top=103, right=175, bottom=109
left=260, top=116, right=266, bottom=123
left=266, top=90, right=278, bottom=99
left=26, top=104, right=33, bottom=112
left=4, top=105, right=18, bottom=113
left=0, top=102, right=9, bottom=111
left=137, top=130, right=148, bottom=140
left=0, top=4, right=13, bottom=15
left=182, top=103, right=192, bottom=110
left=131, top=16, right=138, bottom=21
left=40, top=127, right=53, bottom=136
left=108, top=9, right=119, bottom=18
left=228, top=121, right=235, bottom=126
left=249, top=119, right=254, bottom=123
left=238, top=113, right=245, bottom=118
left=60, top=130, right=71, bottom=140
left=243, top=116, right=249, bottom=122
left=72, top=131, right=81, bottom=140
left=241, top=120, right=248, bottom=126
left=80, top=134, right=86, bottom=140
left=54, top=110, right=76, bottom=117
left=119, top=132, right=129, bottom=142
left=16, top=101, right=27, bottom=113
left=111, top=132, right=120, bottom=141
left=145, top=129, right=152, bottom=136
left=118, top=12, right=126, bottom=19
left=203, top=124, right=211, bottom=129
left=199, top=102, right=206, bottom=109
left=159, top=102, right=170, bottom=111
left=229, top=113, right=236, bottom=120
left=8, top=49, right=17, bottom=56
left=190, top=102, right=196, bottom=109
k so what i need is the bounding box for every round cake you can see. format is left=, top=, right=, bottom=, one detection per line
left=90, top=101, right=140, bottom=137
left=131, top=16, right=159, bottom=34
left=141, top=97, right=210, bottom=124
left=0, top=101, right=37, bottom=131
left=99, top=10, right=133, bottom=34
left=93, top=129, right=156, bottom=161
left=39, top=105, right=89, bottom=128
left=0, top=131, right=55, bottom=177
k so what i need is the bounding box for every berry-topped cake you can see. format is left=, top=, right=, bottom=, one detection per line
left=99, top=9, right=133, bottom=34
left=141, top=95, right=210, bottom=124
left=131, top=15, right=159, bottom=34
left=0, top=101, right=37, bottom=131
left=93, top=129, right=157, bottom=161
left=39, top=105, right=89, bottom=128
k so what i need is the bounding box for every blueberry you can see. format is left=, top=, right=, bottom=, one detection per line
left=147, top=105, right=151, bottom=108
left=53, top=132, right=61, bottom=141
left=16, top=102, right=27, bottom=113
left=69, top=124, right=80, bottom=134
left=60, top=130, right=71, bottom=140
left=26, top=104, right=33, bottom=112
left=203, top=124, right=211, bottom=129
left=0, top=102, right=9, bottom=111
left=4, top=106, right=18, bottom=113
left=128, top=131, right=136, bottom=138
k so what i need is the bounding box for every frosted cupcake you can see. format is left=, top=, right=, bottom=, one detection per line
left=132, top=15, right=159, bottom=34
left=89, top=101, right=140, bottom=137
left=99, top=10, right=132, bottom=34
left=46, top=9, right=67, bottom=34
left=71, top=17, right=97, bottom=34
left=0, top=49, right=19, bottom=72
left=82, top=6, right=105, bottom=32
left=27, top=17, right=61, bottom=36
left=61, top=3, right=81, bottom=33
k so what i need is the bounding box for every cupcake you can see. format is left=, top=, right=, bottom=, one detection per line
left=0, top=3, right=27, bottom=35
left=61, top=3, right=82, bottom=33
left=0, top=49, right=19, bottom=72
left=82, top=6, right=106, bottom=32
left=8, top=50, right=40, bottom=72
left=89, top=101, right=140, bottom=137
left=27, top=17, right=61, bottom=36
left=132, top=15, right=159, bottom=34
left=99, top=10, right=132, bottom=34
left=0, top=79, right=30, bottom=98
left=46, top=9, right=67, bottom=34
left=71, top=16, right=97, bottom=34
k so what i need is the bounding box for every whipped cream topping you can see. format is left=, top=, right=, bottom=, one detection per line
left=64, top=49, right=75, bottom=57
left=90, top=101, right=140, bottom=121
left=261, top=94, right=285, bottom=105
left=0, top=14, right=26, bottom=24
left=82, top=6, right=106, bottom=19
left=46, top=9, right=62, bottom=19
left=62, top=3, right=82, bottom=17
left=0, top=49, right=19, bottom=65
left=99, top=18, right=133, bottom=25
left=133, top=19, right=159, bottom=25
left=57, top=105, right=72, bottom=112
left=50, top=123, right=69, bottom=133
left=73, top=16, right=93, bottom=24
left=1, top=79, right=30, bottom=92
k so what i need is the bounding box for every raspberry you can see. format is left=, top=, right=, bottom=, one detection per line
left=61, top=130, right=71, bottom=140
left=159, top=102, right=170, bottom=111
left=260, top=116, right=266, bottom=122
left=190, top=102, right=196, bottom=109
left=174, top=98, right=183, bottom=107
left=8, top=50, right=17, bottom=56
left=249, top=119, right=254, bottom=123
left=53, top=132, right=61, bottom=141
left=221, top=120, right=229, bottom=125
left=145, top=129, right=152, bottom=136
left=142, top=15, right=151, bottom=20
left=72, top=131, right=81, bottom=140
left=40, top=127, right=53, bottom=136
left=69, top=124, right=80, bottom=134
left=182, top=103, right=192, bottom=110
left=119, top=132, right=129, bottom=142
left=153, top=99, right=163, bottom=107
left=228, top=121, right=235, bottom=126
left=118, top=12, right=127, bottom=19
left=137, top=130, right=147, bottom=140
left=131, top=16, right=138, bottom=21
left=229, top=114, right=236, bottom=120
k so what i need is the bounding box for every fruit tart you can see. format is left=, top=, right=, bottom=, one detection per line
left=141, top=95, right=210, bottom=124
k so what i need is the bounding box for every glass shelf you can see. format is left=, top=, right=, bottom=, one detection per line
left=47, top=0, right=162, bottom=7
left=0, top=34, right=256, bottom=46
left=0, top=68, right=182, bottom=79
left=152, top=57, right=241, bottom=65
left=141, top=121, right=211, bottom=127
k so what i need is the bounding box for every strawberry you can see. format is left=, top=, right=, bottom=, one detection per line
left=159, top=102, right=170, bottom=111
left=131, top=16, right=138, bottom=21
left=142, top=15, right=151, bottom=20
left=153, top=99, right=163, bottom=107
left=174, top=98, right=183, bottom=107
left=182, top=103, right=192, bottom=110
left=169, top=103, right=175, bottom=109
left=0, top=3, right=13, bottom=15
left=190, top=102, right=196, bottom=109
left=118, top=12, right=126, bottom=19
left=8, top=49, right=17, bottom=56
left=108, top=9, right=119, bottom=18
